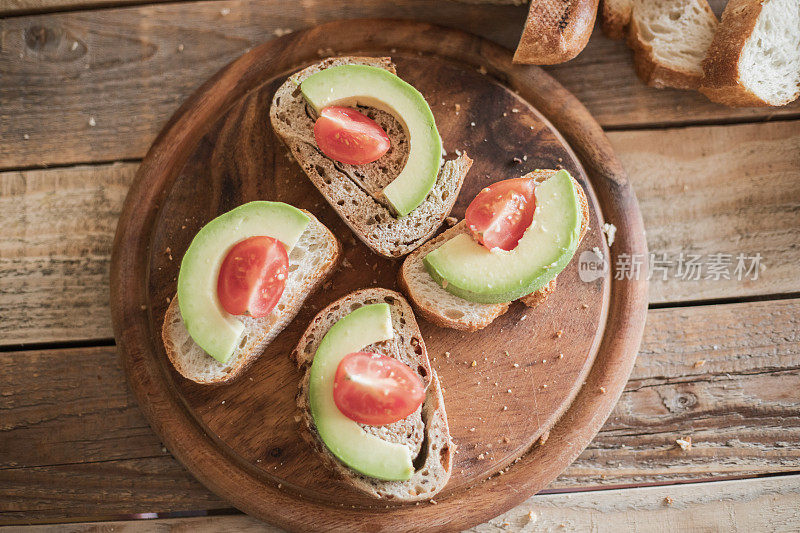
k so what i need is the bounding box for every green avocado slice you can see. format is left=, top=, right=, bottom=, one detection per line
left=177, top=201, right=310, bottom=363
left=423, top=170, right=583, bottom=304
left=308, top=303, right=415, bottom=481
left=300, top=64, right=442, bottom=217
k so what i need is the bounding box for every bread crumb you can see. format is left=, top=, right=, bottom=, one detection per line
left=558, top=353, right=564, bottom=359
left=23, top=133, right=29, bottom=140
left=470, top=360, right=477, bottom=367
left=664, top=496, right=673, bottom=505
left=512, top=156, right=522, bottom=164
left=444, top=351, right=450, bottom=357
left=556, top=330, right=563, bottom=338
left=528, top=510, right=538, bottom=522
left=502, top=436, right=510, bottom=443
left=177, top=44, right=184, bottom=52
left=512, top=108, right=520, bottom=113
left=429, top=499, right=437, bottom=504
left=477, top=453, right=485, bottom=460
left=470, top=121, right=476, bottom=127
left=445, top=216, right=458, bottom=227
left=455, top=103, right=461, bottom=113
left=469, top=427, right=476, bottom=432
left=502, top=405, right=508, bottom=411
left=541, top=384, right=547, bottom=389
left=542, top=359, right=547, bottom=363
left=581, top=303, right=589, bottom=309
left=602, top=222, right=617, bottom=247
left=513, top=363, right=519, bottom=368
left=220, top=7, right=230, bottom=15
left=599, top=386, right=606, bottom=393
left=140, top=304, right=147, bottom=311
left=694, top=360, right=706, bottom=368
left=503, top=112, right=508, bottom=117
left=676, top=436, right=692, bottom=451
left=538, top=430, right=549, bottom=446
left=478, top=65, right=488, bottom=75
left=507, top=389, right=512, bottom=393
left=519, top=314, right=527, bottom=321
left=88, top=116, right=96, bottom=127
left=166, top=296, right=171, bottom=303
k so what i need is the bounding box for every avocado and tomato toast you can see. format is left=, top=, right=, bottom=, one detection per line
left=400, top=169, right=590, bottom=331
left=270, top=56, right=473, bottom=258
left=162, top=201, right=340, bottom=384
left=292, top=289, right=452, bottom=501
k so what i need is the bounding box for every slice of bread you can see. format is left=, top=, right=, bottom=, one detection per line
left=513, top=0, right=599, bottom=64
left=600, top=0, right=633, bottom=40
left=270, top=57, right=473, bottom=258
left=162, top=212, right=340, bottom=385
left=293, top=288, right=453, bottom=501
left=700, top=0, right=800, bottom=107
left=399, top=170, right=589, bottom=331
left=627, top=0, right=718, bottom=89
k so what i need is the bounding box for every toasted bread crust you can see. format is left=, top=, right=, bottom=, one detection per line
left=600, top=0, right=632, bottom=40
left=699, top=0, right=775, bottom=107
left=513, top=0, right=599, bottom=64
left=292, top=289, right=453, bottom=501
left=400, top=170, right=590, bottom=330
left=162, top=210, right=340, bottom=385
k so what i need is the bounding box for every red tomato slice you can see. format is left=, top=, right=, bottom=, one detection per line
left=465, top=177, right=538, bottom=251
left=313, top=106, right=391, bottom=165
left=217, top=236, right=288, bottom=318
left=333, top=352, right=426, bottom=426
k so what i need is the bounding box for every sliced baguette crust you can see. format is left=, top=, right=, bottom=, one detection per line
left=601, top=0, right=633, bottom=40
left=700, top=0, right=800, bottom=107
left=162, top=211, right=340, bottom=385
left=627, top=0, right=718, bottom=89
left=293, top=289, right=453, bottom=501
left=399, top=170, right=589, bottom=331
left=270, top=57, right=472, bottom=258
left=513, top=0, right=599, bottom=64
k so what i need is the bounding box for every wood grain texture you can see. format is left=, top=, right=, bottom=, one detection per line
left=613, top=119, right=800, bottom=304
left=2, top=0, right=799, bottom=169
left=107, top=20, right=646, bottom=531
left=3, top=299, right=797, bottom=523
left=3, top=119, right=798, bottom=346
left=17, top=475, right=800, bottom=532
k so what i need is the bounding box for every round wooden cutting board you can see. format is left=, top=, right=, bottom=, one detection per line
left=110, top=19, right=647, bottom=532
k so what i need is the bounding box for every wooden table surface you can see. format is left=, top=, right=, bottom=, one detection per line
left=1, top=0, right=798, bottom=530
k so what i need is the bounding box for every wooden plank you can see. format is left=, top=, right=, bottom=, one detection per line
left=11, top=476, right=800, bottom=532
left=1, top=299, right=798, bottom=523
left=612, top=120, right=800, bottom=304
left=0, top=162, right=134, bottom=345
left=2, top=1, right=799, bottom=170
left=3, top=120, right=798, bottom=345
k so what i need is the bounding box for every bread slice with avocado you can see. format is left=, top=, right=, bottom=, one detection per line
left=162, top=207, right=340, bottom=385
left=270, top=56, right=472, bottom=258
left=293, top=288, right=453, bottom=501
left=399, top=170, right=589, bottom=331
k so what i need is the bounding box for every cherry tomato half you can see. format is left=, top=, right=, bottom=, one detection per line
left=313, top=106, right=391, bottom=165
left=465, top=177, right=538, bottom=251
left=333, top=352, right=426, bottom=426
left=217, top=236, right=288, bottom=318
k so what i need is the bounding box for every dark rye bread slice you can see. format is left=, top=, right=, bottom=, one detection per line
left=270, top=56, right=473, bottom=258
left=162, top=211, right=340, bottom=385
left=399, top=170, right=589, bottom=331
left=292, top=289, right=453, bottom=501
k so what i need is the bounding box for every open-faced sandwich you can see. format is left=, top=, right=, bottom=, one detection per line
left=270, top=56, right=473, bottom=258
left=293, top=288, right=452, bottom=501
left=162, top=201, right=340, bottom=384
left=400, top=169, right=589, bottom=331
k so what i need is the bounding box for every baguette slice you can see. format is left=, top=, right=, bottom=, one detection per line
left=627, top=0, right=718, bottom=89
left=399, top=170, right=589, bottom=331
left=293, top=288, right=453, bottom=501
left=162, top=212, right=340, bottom=385
left=270, top=57, right=472, bottom=258
left=600, top=0, right=633, bottom=40
left=513, top=0, right=599, bottom=64
left=700, top=0, right=800, bottom=107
